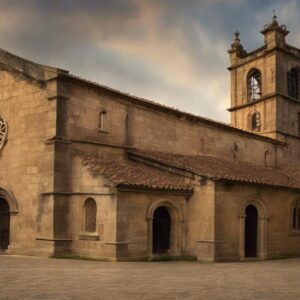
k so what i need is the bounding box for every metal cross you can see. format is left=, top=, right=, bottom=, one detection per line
left=234, top=31, right=240, bottom=40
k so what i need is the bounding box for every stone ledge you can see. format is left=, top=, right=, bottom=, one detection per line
left=36, top=237, right=72, bottom=241
left=79, top=234, right=100, bottom=241
left=47, top=95, right=69, bottom=101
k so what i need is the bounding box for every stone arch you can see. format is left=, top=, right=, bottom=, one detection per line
left=0, top=187, right=19, bottom=252
left=252, top=112, right=261, bottom=131
left=146, top=199, right=183, bottom=221
left=0, top=187, right=19, bottom=213
left=290, top=196, right=300, bottom=232
left=247, top=110, right=262, bottom=132
left=246, top=68, right=262, bottom=102
left=83, top=198, right=97, bottom=233
left=287, top=67, right=299, bottom=99
left=146, top=199, right=184, bottom=257
left=239, top=196, right=269, bottom=219
left=99, top=110, right=107, bottom=131
left=238, top=196, right=268, bottom=260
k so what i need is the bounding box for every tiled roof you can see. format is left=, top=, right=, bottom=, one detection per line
left=129, top=149, right=300, bottom=190
left=78, top=152, right=192, bottom=192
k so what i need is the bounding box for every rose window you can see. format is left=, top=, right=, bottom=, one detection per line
left=0, top=117, right=8, bottom=150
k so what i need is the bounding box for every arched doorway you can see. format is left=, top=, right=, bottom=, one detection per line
left=0, top=197, right=10, bottom=250
left=245, top=205, right=258, bottom=257
left=152, top=206, right=171, bottom=254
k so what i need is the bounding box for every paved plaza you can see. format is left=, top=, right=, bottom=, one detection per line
left=0, top=255, right=300, bottom=299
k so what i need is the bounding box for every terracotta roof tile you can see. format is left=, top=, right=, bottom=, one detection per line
left=78, top=152, right=192, bottom=192
left=129, top=149, right=300, bottom=190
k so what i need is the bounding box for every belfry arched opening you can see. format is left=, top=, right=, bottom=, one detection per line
left=152, top=206, right=171, bottom=254
left=0, top=197, right=10, bottom=251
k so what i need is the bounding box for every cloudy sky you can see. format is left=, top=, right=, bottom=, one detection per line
left=0, top=0, right=299, bottom=122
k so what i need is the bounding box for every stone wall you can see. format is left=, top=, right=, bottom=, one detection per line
left=116, top=191, right=188, bottom=261
left=65, top=155, right=190, bottom=261
left=229, top=34, right=300, bottom=141
left=0, top=70, right=56, bottom=255
left=66, top=155, right=119, bottom=260
left=230, top=53, right=276, bottom=109
left=215, top=182, right=300, bottom=261
left=185, top=179, right=216, bottom=261
left=62, top=80, right=287, bottom=167
left=229, top=52, right=277, bottom=137
left=276, top=51, right=300, bottom=137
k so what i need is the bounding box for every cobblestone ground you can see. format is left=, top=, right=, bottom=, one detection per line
left=1, top=256, right=300, bottom=300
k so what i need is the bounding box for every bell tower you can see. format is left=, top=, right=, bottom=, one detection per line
left=228, top=16, right=300, bottom=140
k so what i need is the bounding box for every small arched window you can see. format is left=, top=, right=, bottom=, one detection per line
left=251, top=112, right=261, bottom=131
left=287, top=68, right=298, bottom=99
left=298, top=113, right=300, bottom=136
left=99, top=111, right=107, bottom=131
left=84, top=198, right=97, bottom=232
left=292, top=199, right=300, bottom=231
left=248, top=69, right=261, bottom=102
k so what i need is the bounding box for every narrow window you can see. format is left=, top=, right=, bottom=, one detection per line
left=84, top=198, right=97, bottom=232
left=248, top=69, right=261, bottom=102
left=287, top=68, right=298, bottom=99
left=264, top=148, right=269, bottom=167
left=232, top=142, right=239, bottom=160
left=99, top=111, right=107, bottom=131
left=298, top=113, right=300, bottom=136
left=252, top=112, right=261, bottom=131
left=292, top=199, right=300, bottom=230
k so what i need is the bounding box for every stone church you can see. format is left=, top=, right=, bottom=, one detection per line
left=1, top=17, right=300, bottom=261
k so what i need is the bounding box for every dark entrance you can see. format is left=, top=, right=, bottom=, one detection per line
left=152, top=206, right=171, bottom=254
left=0, top=198, right=10, bottom=250
left=245, top=205, right=258, bottom=258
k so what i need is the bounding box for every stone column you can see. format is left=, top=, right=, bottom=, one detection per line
left=146, top=217, right=153, bottom=257
left=170, top=219, right=182, bottom=256
left=258, top=217, right=268, bottom=259
left=7, top=212, right=20, bottom=254
left=238, top=215, right=246, bottom=260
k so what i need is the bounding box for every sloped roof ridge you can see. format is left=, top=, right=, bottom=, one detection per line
left=76, top=151, right=192, bottom=192
left=0, top=47, right=70, bottom=73
left=63, top=73, right=283, bottom=145
left=0, top=47, right=68, bottom=81
left=66, top=74, right=229, bottom=126
left=245, top=44, right=267, bottom=57
left=128, top=149, right=217, bottom=179
left=128, top=148, right=248, bottom=179
left=128, top=148, right=300, bottom=190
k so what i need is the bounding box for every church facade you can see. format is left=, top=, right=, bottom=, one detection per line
left=1, top=17, right=300, bottom=261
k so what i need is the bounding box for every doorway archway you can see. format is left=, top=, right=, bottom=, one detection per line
left=0, top=187, right=19, bottom=253
left=239, top=198, right=268, bottom=260
left=146, top=199, right=184, bottom=257
left=245, top=205, right=258, bottom=257
left=0, top=198, right=10, bottom=250
left=152, top=206, right=171, bottom=254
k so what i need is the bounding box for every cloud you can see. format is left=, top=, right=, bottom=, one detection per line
left=0, top=0, right=299, bottom=122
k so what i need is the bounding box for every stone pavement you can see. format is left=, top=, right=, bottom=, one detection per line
left=0, top=255, right=300, bottom=300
